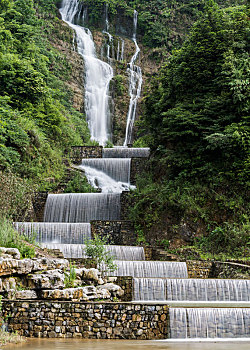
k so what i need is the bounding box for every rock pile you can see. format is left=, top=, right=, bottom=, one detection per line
left=0, top=247, right=123, bottom=301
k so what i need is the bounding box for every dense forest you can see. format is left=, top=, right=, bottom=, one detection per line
left=0, top=0, right=249, bottom=260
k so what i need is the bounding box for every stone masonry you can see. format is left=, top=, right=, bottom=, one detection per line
left=2, top=301, right=169, bottom=340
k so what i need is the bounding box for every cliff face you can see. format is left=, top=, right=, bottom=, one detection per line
left=49, top=20, right=85, bottom=113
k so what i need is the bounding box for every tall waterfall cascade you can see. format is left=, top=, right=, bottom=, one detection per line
left=13, top=1, right=249, bottom=341
left=60, top=0, right=113, bottom=145
left=124, top=10, right=143, bottom=146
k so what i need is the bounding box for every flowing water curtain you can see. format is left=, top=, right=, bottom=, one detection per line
left=166, top=279, right=250, bottom=302
left=169, top=308, right=250, bottom=338
left=13, top=222, right=91, bottom=244
left=102, top=148, right=150, bottom=158
left=133, top=278, right=167, bottom=301
left=40, top=244, right=145, bottom=260
left=43, top=193, right=121, bottom=222
left=60, top=0, right=113, bottom=145
left=109, top=261, right=188, bottom=278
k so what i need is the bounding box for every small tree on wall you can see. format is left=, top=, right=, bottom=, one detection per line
left=83, top=235, right=117, bottom=276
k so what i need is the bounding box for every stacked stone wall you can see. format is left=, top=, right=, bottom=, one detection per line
left=91, top=220, right=136, bottom=246
left=2, top=301, right=169, bottom=339
left=70, top=146, right=103, bottom=164
left=130, top=158, right=147, bottom=186
left=186, top=260, right=213, bottom=279
left=33, top=192, right=48, bottom=222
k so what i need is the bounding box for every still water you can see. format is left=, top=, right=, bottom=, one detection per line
left=4, top=339, right=250, bottom=350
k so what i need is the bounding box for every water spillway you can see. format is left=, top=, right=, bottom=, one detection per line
left=103, top=147, right=150, bottom=158
left=79, top=159, right=131, bottom=183
left=60, top=0, right=113, bottom=145
left=133, top=278, right=166, bottom=301
left=132, top=278, right=250, bottom=302
left=43, top=193, right=120, bottom=222
left=109, top=261, right=188, bottom=278
left=169, top=308, right=250, bottom=339
left=13, top=222, right=91, bottom=244
left=166, top=278, right=250, bottom=302
left=40, top=244, right=145, bottom=261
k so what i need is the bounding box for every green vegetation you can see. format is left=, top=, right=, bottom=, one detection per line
left=64, top=172, right=97, bottom=193
left=84, top=235, right=117, bottom=275
left=130, top=1, right=249, bottom=259
left=65, top=263, right=77, bottom=288
left=0, top=0, right=90, bottom=202
left=0, top=217, right=35, bottom=258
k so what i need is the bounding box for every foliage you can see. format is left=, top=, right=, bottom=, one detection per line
left=65, top=263, right=77, bottom=288
left=84, top=235, right=117, bottom=275
left=195, top=220, right=250, bottom=257
left=0, top=0, right=91, bottom=193
left=64, top=172, right=97, bottom=193
left=0, top=217, right=35, bottom=258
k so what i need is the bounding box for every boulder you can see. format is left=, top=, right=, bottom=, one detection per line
left=32, top=258, right=69, bottom=272
left=41, top=288, right=88, bottom=301
left=0, top=277, right=16, bottom=292
left=7, top=289, right=37, bottom=300
left=98, top=283, right=124, bottom=297
left=0, top=258, right=35, bottom=276
left=27, top=270, right=65, bottom=290
left=0, top=247, right=21, bottom=259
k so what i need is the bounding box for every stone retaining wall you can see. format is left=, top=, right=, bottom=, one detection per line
left=2, top=300, right=169, bottom=339
left=186, top=260, right=213, bottom=279
left=91, top=220, right=136, bottom=246
left=130, top=158, right=147, bottom=186
left=33, top=192, right=48, bottom=222
left=70, top=146, right=103, bottom=164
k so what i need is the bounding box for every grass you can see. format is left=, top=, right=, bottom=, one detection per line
left=0, top=329, right=24, bottom=346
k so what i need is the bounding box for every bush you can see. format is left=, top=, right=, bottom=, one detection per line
left=0, top=217, right=35, bottom=258
left=84, top=235, right=117, bottom=275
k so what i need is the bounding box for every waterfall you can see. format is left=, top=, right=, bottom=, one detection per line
left=124, top=10, right=143, bottom=146
left=108, top=261, right=188, bottom=278
left=103, top=147, right=150, bottom=158
left=133, top=278, right=166, bottom=301
left=169, top=308, right=250, bottom=338
left=166, top=279, right=250, bottom=302
left=103, top=3, right=113, bottom=63
left=40, top=244, right=145, bottom=260
left=43, top=193, right=120, bottom=222
left=80, top=159, right=131, bottom=182
left=13, top=222, right=91, bottom=244
left=59, top=0, right=113, bottom=145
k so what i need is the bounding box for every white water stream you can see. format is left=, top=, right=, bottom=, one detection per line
left=60, top=0, right=113, bottom=145
left=124, top=10, right=143, bottom=146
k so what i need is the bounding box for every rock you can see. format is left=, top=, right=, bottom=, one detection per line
left=0, top=277, right=17, bottom=291
left=0, top=258, right=35, bottom=276
left=27, top=270, right=65, bottom=290
left=97, top=283, right=124, bottom=297
left=7, top=289, right=37, bottom=300
left=41, top=288, right=88, bottom=301
left=83, top=268, right=100, bottom=283
left=32, top=258, right=69, bottom=272
left=0, top=247, right=21, bottom=259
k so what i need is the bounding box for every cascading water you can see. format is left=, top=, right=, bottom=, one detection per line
left=13, top=222, right=91, bottom=244
left=40, top=244, right=145, bottom=261
left=43, top=193, right=120, bottom=222
left=133, top=278, right=166, bottom=301
left=166, top=278, right=250, bottom=302
left=109, top=261, right=188, bottom=278
left=169, top=308, right=250, bottom=338
left=79, top=159, right=131, bottom=182
left=60, top=0, right=113, bottom=145
left=103, top=147, right=150, bottom=158
left=103, top=3, right=113, bottom=64
left=124, top=10, right=143, bottom=146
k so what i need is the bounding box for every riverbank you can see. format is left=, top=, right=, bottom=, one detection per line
left=0, top=330, right=24, bottom=347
